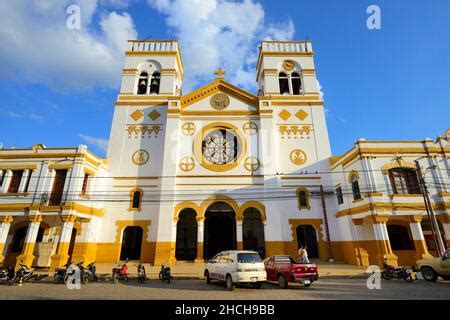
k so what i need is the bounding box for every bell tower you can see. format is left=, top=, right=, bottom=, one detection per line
left=256, top=41, right=331, bottom=175
left=107, top=40, right=183, bottom=176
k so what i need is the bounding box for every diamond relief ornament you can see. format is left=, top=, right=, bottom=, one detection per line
left=130, top=109, right=144, bottom=121
left=148, top=109, right=161, bottom=121
left=295, top=109, right=308, bottom=121
left=278, top=109, right=291, bottom=121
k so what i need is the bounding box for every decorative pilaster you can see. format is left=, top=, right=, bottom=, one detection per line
left=408, top=215, right=433, bottom=260
left=18, top=169, right=30, bottom=193
left=71, top=218, right=98, bottom=265
left=0, top=216, right=13, bottom=264
left=195, top=217, right=204, bottom=263
left=371, top=215, right=398, bottom=266
left=49, top=214, right=76, bottom=272
left=16, top=214, right=42, bottom=268
left=236, top=220, right=243, bottom=250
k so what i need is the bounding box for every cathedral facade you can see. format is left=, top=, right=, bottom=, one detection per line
left=0, top=40, right=449, bottom=271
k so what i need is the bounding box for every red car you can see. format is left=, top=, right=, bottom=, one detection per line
left=264, top=255, right=318, bottom=288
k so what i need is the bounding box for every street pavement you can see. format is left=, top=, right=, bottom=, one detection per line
left=0, top=278, right=449, bottom=300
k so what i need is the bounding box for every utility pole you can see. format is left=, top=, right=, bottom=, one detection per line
left=312, top=185, right=334, bottom=262
left=415, top=160, right=446, bottom=256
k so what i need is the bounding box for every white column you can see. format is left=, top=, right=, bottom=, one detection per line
left=0, top=216, right=13, bottom=262
left=1, top=170, right=12, bottom=193
left=236, top=221, right=243, bottom=243
left=409, top=221, right=425, bottom=241
left=197, top=219, right=204, bottom=243
left=171, top=220, right=177, bottom=243
left=18, top=169, right=29, bottom=193
left=442, top=223, right=450, bottom=241
left=372, top=223, right=390, bottom=241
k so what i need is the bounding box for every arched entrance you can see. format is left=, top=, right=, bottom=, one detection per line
left=296, top=225, right=319, bottom=258
left=120, top=226, right=143, bottom=260
left=242, top=208, right=265, bottom=257
left=176, top=208, right=198, bottom=261
left=204, top=202, right=236, bottom=259
left=9, top=226, right=28, bottom=254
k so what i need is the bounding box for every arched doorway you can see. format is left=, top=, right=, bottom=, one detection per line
left=9, top=226, right=28, bottom=254
left=176, top=208, right=198, bottom=261
left=120, top=226, right=143, bottom=260
left=296, top=225, right=319, bottom=258
left=67, top=228, right=77, bottom=263
left=242, top=208, right=265, bottom=257
left=204, top=202, right=236, bottom=259
left=387, top=224, right=414, bottom=251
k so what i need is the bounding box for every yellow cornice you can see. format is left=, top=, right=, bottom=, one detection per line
left=256, top=51, right=315, bottom=80
left=124, top=50, right=184, bottom=77
left=0, top=202, right=104, bottom=217
left=115, top=101, right=169, bottom=106
left=180, top=79, right=258, bottom=109
left=118, top=95, right=178, bottom=101
left=0, top=165, right=37, bottom=170
left=271, top=101, right=323, bottom=106
left=331, top=146, right=449, bottom=170
left=48, top=164, right=73, bottom=170
left=260, top=94, right=320, bottom=100
left=335, top=201, right=450, bottom=218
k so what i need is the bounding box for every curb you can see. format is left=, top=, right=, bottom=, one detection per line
left=31, top=274, right=370, bottom=282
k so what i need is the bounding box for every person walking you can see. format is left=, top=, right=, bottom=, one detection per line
left=298, top=245, right=310, bottom=264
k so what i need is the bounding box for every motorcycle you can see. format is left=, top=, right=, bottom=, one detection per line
left=0, top=266, right=15, bottom=284
left=159, top=263, right=171, bottom=283
left=9, top=264, right=34, bottom=285
left=382, top=260, right=413, bottom=282
left=83, top=262, right=98, bottom=282
left=137, top=262, right=146, bottom=283
left=112, top=259, right=129, bottom=284
left=54, top=262, right=73, bottom=284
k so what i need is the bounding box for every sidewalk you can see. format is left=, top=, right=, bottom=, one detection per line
left=35, top=260, right=369, bottom=280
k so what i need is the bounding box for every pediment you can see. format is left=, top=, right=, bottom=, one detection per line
left=180, top=79, right=259, bottom=111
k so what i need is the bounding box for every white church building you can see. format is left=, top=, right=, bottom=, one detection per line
left=0, top=40, right=449, bottom=271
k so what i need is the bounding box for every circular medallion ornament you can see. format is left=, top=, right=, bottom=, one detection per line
left=282, top=60, right=295, bottom=72
left=182, top=122, right=196, bottom=136
left=179, top=156, right=195, bottom=172
left=132, top=149, right=150, bottom=166
left=289, top=149, right=307, bottom=165
left=209, top=93, right=230, bottom=110
left=242, top=122, right=258, bottom=135
left=244, top=157, right=260, bottom=172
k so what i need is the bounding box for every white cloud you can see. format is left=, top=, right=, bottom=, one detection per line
left=8, top=111, right=22, bottom=118
left=0, top=1, right=137, bottom=92
left=147, top=0, right=295, bottom=92
left=29, top=114, right=45, bottom=121
left=78, top=134, right=109, bottom=152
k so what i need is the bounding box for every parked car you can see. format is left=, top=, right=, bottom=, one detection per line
left=204, top=250, right=267, bottom=291
left=416, top=248, right=450, bottom=282
left=264, top=255, right=318, bottom=288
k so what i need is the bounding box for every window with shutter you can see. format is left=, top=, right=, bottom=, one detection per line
left=49, top=169, right=67, bottom=205
left=7, top=170, right=24, bottom=193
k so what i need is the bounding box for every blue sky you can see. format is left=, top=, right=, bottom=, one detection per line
left=0, top=0, right=449, bottom=157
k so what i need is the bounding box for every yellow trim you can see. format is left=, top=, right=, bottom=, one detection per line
left=48, top=164, right=73, bottom=170
left=114, top=177, right=159, bottom=180
left=175, top=183, right=264, bottom=186
left=281, top=176, right=321, bottom=180
left=381, top=159, right=417, bottom=173
left=129, top=188, right=143, bottom=211
left=173, top=196, right=267, bottom=222
left=296, top=187, right=311, bottom=210
left=175, top=174, right=264, bottom=178
left=124, top=51, right=184, bottom=79
left=115, top=101, right=169, bottom=106
left=181, top=78, right=258, bottom=109
left=193, top=122, right=247, bottom=172
left=0, top=165, right=37, bottom=170
left=336, top=201, right=450, bottom=218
